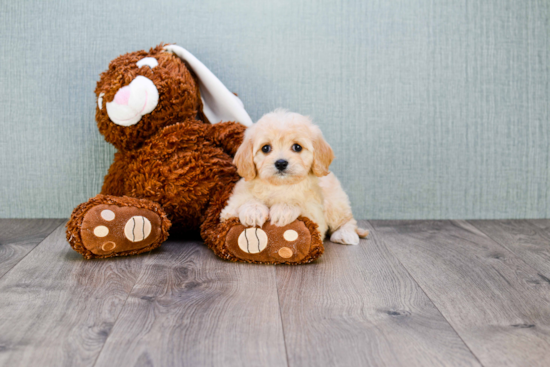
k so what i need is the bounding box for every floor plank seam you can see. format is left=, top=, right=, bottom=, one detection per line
left=0, top=220, right=66, bottom=282
left=90, top=250, right=153, bottom=367
left=466, top=220, right=550, bottom=279
left=366, top=220, right=486, bottom=367
left=274, top=267, right=291, bottom=367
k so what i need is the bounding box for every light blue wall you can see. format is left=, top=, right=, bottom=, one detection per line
left=0, top=0, right=548, bottom=219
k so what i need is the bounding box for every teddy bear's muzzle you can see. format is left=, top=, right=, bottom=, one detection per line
left=105, top=75, right=159, bottom=126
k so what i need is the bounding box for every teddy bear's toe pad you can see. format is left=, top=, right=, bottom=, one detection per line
left=81, top=204, right=162, bottom=256
left=226, top=220, right=312, bottom=263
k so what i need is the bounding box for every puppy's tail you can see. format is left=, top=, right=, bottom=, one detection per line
left=356, top=227, right=369, bottom=238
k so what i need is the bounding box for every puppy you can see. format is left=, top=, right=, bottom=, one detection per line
left=221, top=109, right=368, bottom=245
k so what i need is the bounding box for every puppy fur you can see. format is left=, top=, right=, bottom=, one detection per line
left=220, top=109, right=368, bottom=245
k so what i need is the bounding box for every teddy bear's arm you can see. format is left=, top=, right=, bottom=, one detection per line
left=205, top=121, right=247, bottom=157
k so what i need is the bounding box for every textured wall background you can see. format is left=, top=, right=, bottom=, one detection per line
left=0, top=0, right=548, bottom=219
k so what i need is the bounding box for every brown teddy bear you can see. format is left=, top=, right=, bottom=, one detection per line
left=66, top=44, right=324, bottom=264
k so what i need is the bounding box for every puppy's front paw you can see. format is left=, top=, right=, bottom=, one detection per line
left=238, top=203, right=269, bottom=227
left=270, top=204, right=301, bottom=227
left=220, top=206, right=238, bottom=223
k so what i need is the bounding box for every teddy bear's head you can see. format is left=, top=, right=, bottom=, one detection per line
left=95, top=43, right=253, bottom=151
left=95, top=44, right=203, bottom=151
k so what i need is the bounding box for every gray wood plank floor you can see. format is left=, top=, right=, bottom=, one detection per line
left=469, top=220, right=550, bottom=278
left=275, top=221, right=480, bottom=367
left=0, top=219, right=549, bottom=367
left=94, top=240, right=287, bottom=367
left=0, top=219, right=64, bottom=279
left=371, top=220, right=550, bottom=367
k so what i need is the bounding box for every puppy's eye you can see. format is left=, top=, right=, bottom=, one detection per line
left=261, top=144, right=272, bottom=153
left=292, top=144, right=302, bottom=152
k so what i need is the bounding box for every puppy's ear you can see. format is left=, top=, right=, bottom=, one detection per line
left=311, top=129, right=334, bottom=177
left=234, top=131, right=256, bottom=181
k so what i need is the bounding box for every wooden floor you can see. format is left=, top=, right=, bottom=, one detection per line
left=1, top=219, right=550, bottom=367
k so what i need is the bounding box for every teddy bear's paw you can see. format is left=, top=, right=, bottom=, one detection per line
left=79, top=204, right=164, bottom=257
left=224, top=219, right=317, bottom=264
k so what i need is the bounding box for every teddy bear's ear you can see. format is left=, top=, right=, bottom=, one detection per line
left=163, top=44, right=253, bottom=127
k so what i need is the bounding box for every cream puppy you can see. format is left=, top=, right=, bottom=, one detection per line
left=220, top=109, right=368, bottom=245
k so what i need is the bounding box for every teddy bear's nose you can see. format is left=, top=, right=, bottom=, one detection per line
left=114, top=87, right=131, bottom=105
left=105, top=76, right=159, bottom=127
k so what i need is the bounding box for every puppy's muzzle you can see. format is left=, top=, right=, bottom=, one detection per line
left=275, top=159, right=288, bottom=172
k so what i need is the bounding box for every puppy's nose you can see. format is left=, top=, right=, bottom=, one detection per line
left=275, top=159, right=288, bottom=171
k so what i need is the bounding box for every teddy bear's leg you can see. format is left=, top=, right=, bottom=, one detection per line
left=200, top=184, right=324, bottom=264
left=220, top=217, right=324, bottom=264
left=66, top=195, right=171, bottom=259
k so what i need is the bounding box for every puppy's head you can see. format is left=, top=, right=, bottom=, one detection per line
left=234, top=109, right=334, bottom=185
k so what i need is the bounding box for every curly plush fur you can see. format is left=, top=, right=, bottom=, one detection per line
left=95, top=44, right=204, bottom=151
left=100, top=119, right=245, bottom=231
left=66, top=44, right=324, bottom=264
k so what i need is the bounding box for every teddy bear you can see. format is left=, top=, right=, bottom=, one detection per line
left=66, top=44, right=324, bottom=264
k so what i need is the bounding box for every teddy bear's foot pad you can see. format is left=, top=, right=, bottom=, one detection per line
left=80, top=204, right=163, bottom=256
left=225, top=220, right=313, bottom=263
